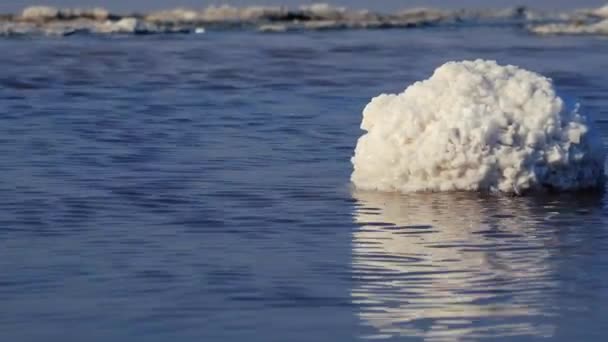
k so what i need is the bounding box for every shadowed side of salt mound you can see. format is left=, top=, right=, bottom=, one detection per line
left=351, top=60, right=605, bottom=194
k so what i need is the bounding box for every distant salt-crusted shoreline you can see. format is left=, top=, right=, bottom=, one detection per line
left=527, top=3, right=608, bottom=35
left=0, top=3, right=607, bottom=36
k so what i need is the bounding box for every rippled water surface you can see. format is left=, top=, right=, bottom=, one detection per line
left=1, top=27, right=608, bottom=341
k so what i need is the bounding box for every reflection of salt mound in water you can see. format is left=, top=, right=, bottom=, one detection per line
left=351, top=190, right=601, bottom=340
left=351, top=60, right=605, bottom=194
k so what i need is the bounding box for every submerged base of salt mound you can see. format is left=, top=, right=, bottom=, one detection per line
left=351, top=60, right=605, bottom=194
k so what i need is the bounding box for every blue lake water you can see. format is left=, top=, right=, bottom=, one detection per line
left=1, top=26, right=608, bottom=341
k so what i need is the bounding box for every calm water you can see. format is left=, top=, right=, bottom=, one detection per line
left=1, top=26, right=608, bottom=341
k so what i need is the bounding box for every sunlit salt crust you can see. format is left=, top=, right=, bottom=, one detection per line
left=3, top=3, right=608, bottom=36
left=528, top=3, right=608, bottom=36
left=351, top=60, right=605, bottom=194
left=530, top=19, right=608, bottom=35
left=0, top=3, right=596, bottom=36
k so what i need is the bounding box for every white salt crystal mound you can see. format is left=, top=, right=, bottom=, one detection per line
left=592, top=4, right=608, bottom=18
left=351, top=60, right=605, bottom=194
left=21, top=6, right=59, bottom=21
left=96, top=18, right=153, bottom=34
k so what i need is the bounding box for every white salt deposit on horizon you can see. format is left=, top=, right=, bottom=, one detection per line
left=3, top=3, right=608, bottom=36
left=351, top=60, right=605, bottom=194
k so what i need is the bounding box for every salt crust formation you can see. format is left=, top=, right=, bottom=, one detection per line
left=351, top=60, right=605, bottom=194
left=4, top=3, right=604, bottom=36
